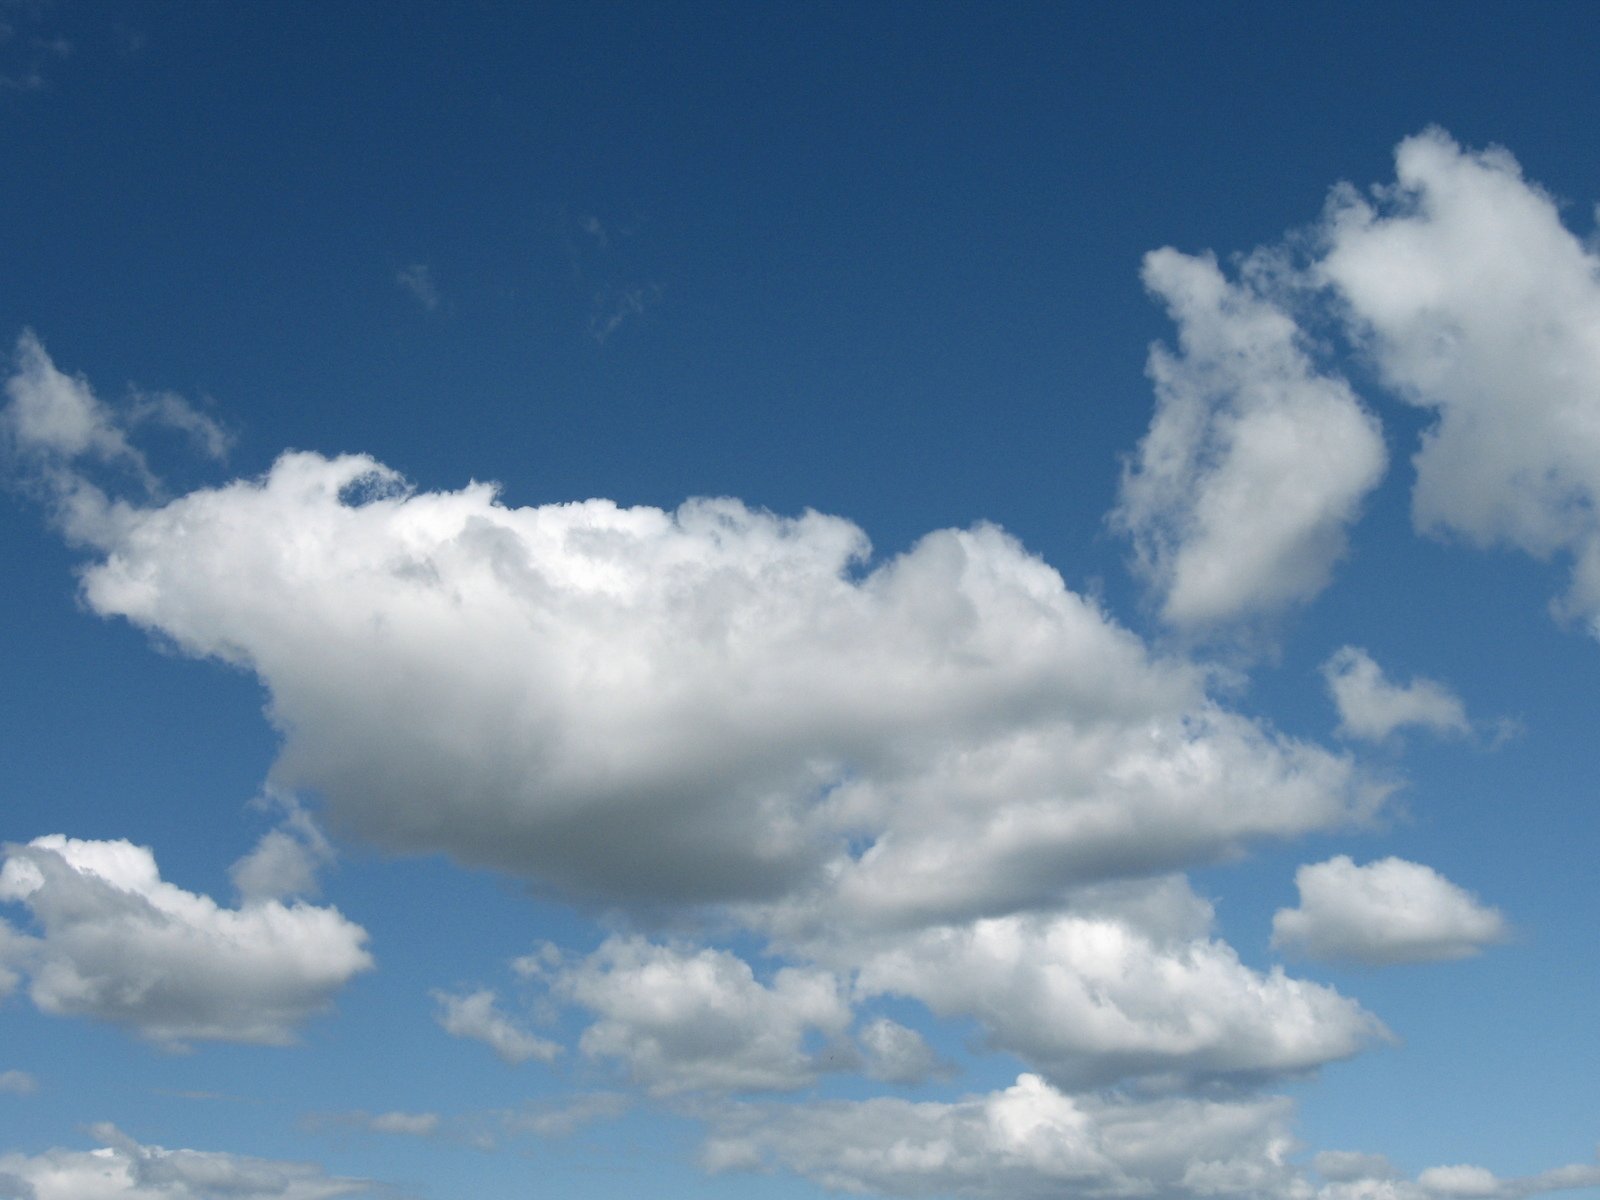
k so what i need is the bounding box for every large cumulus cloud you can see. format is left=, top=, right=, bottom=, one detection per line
left=0, top=339, right=1375, bottom=919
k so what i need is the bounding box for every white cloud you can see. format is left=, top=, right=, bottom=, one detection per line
left=0, top=835, right=372, bottom=1048
left=1111, top=248, right=1386, bottom=628
left=2, top=330, right=146, bottom=471
left=431, top=988, right=560, bottom=1065
left=550, top=938, right=852, bottom=1095
left=850, top=904, right=1385, bottom=1090
left=230, top=798, right=336, bottom=903
left=856, top=1017, right=944, bottom=1085
left=1272, top=856, right=1509, bottom=965
left=1322, top=646, right=1470, bottom=741
left=707, top=1079, right=1600, bottom=1200
left=2, top=331, right=232, bottom=489
left=703, top=1072, right=1303, bottom=1200
left=0, top=1124, right=373, bottom=1200
left=1318, top=129, right=1600, bottom=634
left=0, top=1071, right=35, bottom=1096
left=0, top=410, right=1375, bottom=919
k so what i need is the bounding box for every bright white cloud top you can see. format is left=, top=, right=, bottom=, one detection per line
left=5, top=86, right=1600, bottom=1200
left=1318, top=131, right=1600, bottom=635
left=1272, top=855, right=1509, bottom=966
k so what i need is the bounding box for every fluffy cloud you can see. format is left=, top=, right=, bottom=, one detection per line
left=856, top=1017, right=944, bottom=1085
left=1111, top=249, right=1386, bottom=628
left=0, top=1124, right=372, bottom=1200
left=1322, top=647, right=1470, bottom=741
left=0, top=338, right=1376, bottom=921
left=230, top=800, right=336, bottom=903
left=702, top=1072, right=1303, bottom=1200
left=850, top=904, right=1385, bottom=1090
left=2, top=331, right=145, bottom=471
left=545, top=938, right=853, bottom=1095
left=431, top=989, right=560, bottom=1065
left=1319, top=129, right=1600, bottom=633
left=1272, top=856, right=1509, bottom=965
left=0, top=835, right=372, bottom=1047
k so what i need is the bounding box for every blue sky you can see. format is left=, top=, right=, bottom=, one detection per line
left=2, top=3, right=1599, bottom=1198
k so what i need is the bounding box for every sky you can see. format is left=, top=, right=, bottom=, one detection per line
left=2, top=2, right=1599, bottom=1198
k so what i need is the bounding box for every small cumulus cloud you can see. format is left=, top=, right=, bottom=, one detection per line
left=0, top=834, right=372, bottom=1048
left=1111, top=249, right=1386, bottom=630
left=432, top=988, right=560, bottom=1065
left=230, top=795, right=336, bottom=904
left=1273, top=855, right=1510, bottom=966
left=1322, top=646, right=1471, bottom=741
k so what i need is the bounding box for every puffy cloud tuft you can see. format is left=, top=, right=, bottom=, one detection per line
left=856, top=1016, right=944, bottom=1085
left=1272, top=856, right=1509, bottom=965
left=850, top=906, right=1386, bottom=1089
left=1319, top=129, right=1600, bottom=635
left=1322, top=647, right=1471, bottom=741
left=550, top=938, right=853, bottom=1095
left=1112, top=249, right=1386, bottom=628
left=0, top=835, right=372, bottom=1047
left=431, top=988, right=560, bottom=1065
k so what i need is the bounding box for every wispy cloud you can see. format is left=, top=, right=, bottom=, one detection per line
left=395, top=263, right=440, bottom=312
left=588, top=282, right=662, bottom=345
